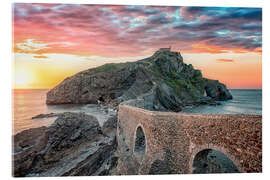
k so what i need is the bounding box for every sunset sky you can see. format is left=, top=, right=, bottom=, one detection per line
left=13, top=3, right=262, bottom=89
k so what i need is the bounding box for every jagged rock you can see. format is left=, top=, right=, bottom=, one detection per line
left=204, top=79, right=233, bottom=100
left=13, top=126, right=47, bottom=153
left=13, top=112, right=117, bottom=177
left=46, top=50, right=232, bottom=111
left=155, top=83, right=182, bottom=112
left=102, top=115, right=117, bottom=134
left=31, top=113, right=60, bottom=119
left=13, top=126, right=48, bottom=176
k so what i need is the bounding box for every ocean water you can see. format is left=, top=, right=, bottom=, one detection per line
left=182, top=89, right=262, bottom=115
left=12, top=89, right=262, bottom=135
left=12, top=89, right=114, bottom=135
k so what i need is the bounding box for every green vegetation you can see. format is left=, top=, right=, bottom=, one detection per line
left=147, top=53, right=205, bottom=102
left=165, top=78, right=201, bottom=101
left=93, top=62, right=133, bottom=73
left=89, top=51, right=204, bottom=102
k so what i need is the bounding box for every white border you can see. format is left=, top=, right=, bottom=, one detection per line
left=1, top=0, right=269, bottom=180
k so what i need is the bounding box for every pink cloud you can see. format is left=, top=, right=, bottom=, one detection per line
left=199, top=15, right=211, bottom=22
left=180, top=7, right=196, bottom=21
left=13, top=4, right=262, bottom=57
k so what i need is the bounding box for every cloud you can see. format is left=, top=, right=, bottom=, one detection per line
left=216, top=59, right=235, bottom=63
left=15, top=39, right=77, bottom=54
left=13, top=4, right=262, bottom=56
left=15, top=39, right=50, bottom=53
left=148, top=13, right=175, bottom=24
left=218, top=8, right=262, bottom=22
left=180, top=6, right=205, bottom=21
left=34, top=55, right=48, bottom=58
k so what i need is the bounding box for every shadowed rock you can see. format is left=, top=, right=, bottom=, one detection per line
left=13, top=112, right=118, bottom=177
left=31, top=113, right=60, bottom=119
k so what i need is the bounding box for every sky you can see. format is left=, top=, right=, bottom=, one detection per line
left=13, top=3, right=262, bottom=89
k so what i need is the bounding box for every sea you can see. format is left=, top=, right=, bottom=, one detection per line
left=181, top=89, right=262, bottom=115
left=12, top=89, right=262, bottom=135
left=12, top=89, right=114, bottom=135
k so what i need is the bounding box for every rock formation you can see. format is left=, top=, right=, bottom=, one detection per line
left=13, top=112, right=118, bottom=177
left=46, top=50, right=232, bottom=112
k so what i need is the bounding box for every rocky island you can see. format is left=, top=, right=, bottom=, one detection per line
left=46, top=49, right=232, bottom=111
left=13, top=50, right=234, bottom=176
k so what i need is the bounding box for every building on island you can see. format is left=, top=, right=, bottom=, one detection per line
left=159, top=46, right=171, bottom=52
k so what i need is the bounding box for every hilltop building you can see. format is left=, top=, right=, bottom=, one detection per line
left=159, top=46, right=171, bottom=52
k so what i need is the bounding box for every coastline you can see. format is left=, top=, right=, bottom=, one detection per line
left=12, top=89, right=262, bottom=135
left=12, top=105, right=262, bottom=176
left=12, top=51, right=262, bottom=175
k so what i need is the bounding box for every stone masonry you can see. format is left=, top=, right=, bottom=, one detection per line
left=116, top=105, right=262, bottom=174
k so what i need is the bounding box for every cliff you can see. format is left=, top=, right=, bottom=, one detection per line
left=46, top=50, right=232, bottom=112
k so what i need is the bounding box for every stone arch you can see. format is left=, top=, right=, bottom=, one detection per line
left=133, top=124, right=146, bottom=157
left=148, top=149, right=176, bottom=175
left=189, top=145, right=242, bottom=174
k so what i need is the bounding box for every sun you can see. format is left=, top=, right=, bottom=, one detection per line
left=15, top=68, right=34, bottom=86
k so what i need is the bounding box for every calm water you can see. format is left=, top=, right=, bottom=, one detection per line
left=182, top=89, right=262, bottom=115
left=12, top=89, right=113, bottom=135
left=13, top=89, right=262, bottom=135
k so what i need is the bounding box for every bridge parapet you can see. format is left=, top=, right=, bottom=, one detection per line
left=116, top=105, right=262, bottom=174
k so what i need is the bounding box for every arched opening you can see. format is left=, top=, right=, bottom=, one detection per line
left=192, top=149, right=239, bottom=174
left=134, top=126, right=146, bottom=155
left=98, top=96, right=105, bottom=102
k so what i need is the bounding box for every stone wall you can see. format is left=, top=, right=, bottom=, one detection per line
left=116, top=105, right=262, bottom=174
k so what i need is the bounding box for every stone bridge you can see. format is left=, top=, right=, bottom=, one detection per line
left=116, top=105, right=262, bottom=174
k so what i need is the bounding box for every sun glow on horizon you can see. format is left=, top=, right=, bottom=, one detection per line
left=12, top=4, right=262, bottom=90
left=14, top=68, right=35, bottom=87
left=12, top=51, right=262, bottom=90
left=12, top=52, right=147, bottom=89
